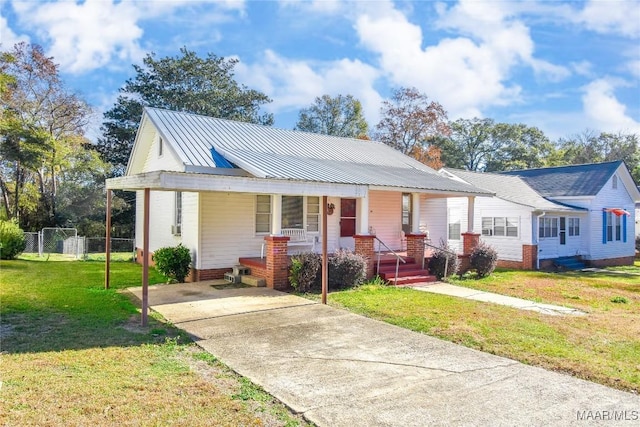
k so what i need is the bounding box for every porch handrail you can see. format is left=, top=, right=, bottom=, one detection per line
left=374, top=236, right=406, bottom=286
left=423, top=240, right=458, bottom=279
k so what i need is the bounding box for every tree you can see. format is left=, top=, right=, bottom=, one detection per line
left=0, top=43, right=92, bottom=229
left=374, top=87, right=449, bottom=169
left=436, top=118, right=556, bottom=172
left=556, top=130, right=640, bottom=181
left=96, top=47, right=274, bottom=176
left=294, top=94, right=368, bottom=138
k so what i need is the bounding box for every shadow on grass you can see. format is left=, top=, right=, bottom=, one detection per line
left=0, top=259, right=189, bottom=354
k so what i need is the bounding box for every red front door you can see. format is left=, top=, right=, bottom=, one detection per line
left=340, top=198, right=356, bottom=237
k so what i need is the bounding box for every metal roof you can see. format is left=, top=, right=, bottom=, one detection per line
left=143, top=107, right=491, bottom=195
left=500, top=161, right=622, bottom=197
left=442, top=168, right=585, bottom=212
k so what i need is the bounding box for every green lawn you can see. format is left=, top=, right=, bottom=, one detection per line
left=326, top=266, right=640, bottom=393
left=0, top=260, right=310, bottom=426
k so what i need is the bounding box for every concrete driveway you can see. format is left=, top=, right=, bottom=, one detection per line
left=129, top=282, right=640, bottom=426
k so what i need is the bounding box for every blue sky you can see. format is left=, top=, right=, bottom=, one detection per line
left=1, top=0, right=639, bottom=142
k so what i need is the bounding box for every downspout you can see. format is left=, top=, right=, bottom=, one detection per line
left=535, top=212, right=546, bottom=270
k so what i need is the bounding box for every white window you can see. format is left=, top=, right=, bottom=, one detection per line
left=612, top=174, right=618, bottom=189
left=482, top=217, right=518, bottom=237
left=256, top=195, right=271, bottom=234
left=306, top=196, right=320, bottom=232
left=256, top=195, right=320, bottom=234
left=173, top=191, right=182, bottom=235
left=568, top=218, right=580, bottom=236
left=539, top=217, right=558, bottom=238
left=448, top=209, right=461, bottom=240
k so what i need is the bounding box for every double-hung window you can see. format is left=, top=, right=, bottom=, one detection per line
left=539, top=217, right=558, bottom=238
left=255, top=195, right=321, bottom=234
left=568, top=218, right=580, bottom=236
left=448, top=209, right=461, bottom=240
left=482, top=217, right=518, bottom=237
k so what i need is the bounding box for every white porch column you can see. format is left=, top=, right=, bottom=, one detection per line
left=357, top=191, right=370, bottom=235
left=271, top=194, right=282, bottom=235
left=411, top=193, right=421, bottom=233
left=467, top=196, right=476, bottom=232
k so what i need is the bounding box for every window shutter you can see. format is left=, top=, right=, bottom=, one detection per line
left=623, top=214, right=627, bottom=243
left=602, top=210, right=607, bottom=244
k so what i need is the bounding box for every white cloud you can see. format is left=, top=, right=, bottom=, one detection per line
left=354, top=0, right=569, bottom=119
left=0, top=13, right=29, bottom=47
left=577, top=0, right=640, bottom=38
left=12, top=0, right=145, bottom=74
left=582, top=78, right=640, bottom=133
left=234, top=50, right=382, bottom=124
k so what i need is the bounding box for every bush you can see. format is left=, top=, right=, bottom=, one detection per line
left=152, top=244, right=191, bottom=283
left=469, top=241, right=498, bottom=278
left=0, top=220, right=26, bottom=260
left=428, top=240, right=459, bottom=280
left=289, top=252, right=321, bottom=292
left=328, top=249, right=366, bottom=289
left=636, top=235, right=640, bottom=252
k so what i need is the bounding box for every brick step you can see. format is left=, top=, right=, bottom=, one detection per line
left=379, top=268, right=431, bottom=280
left=241, top=275, right=266, bottom=287
left=385, top=275, right=438, bottom=286
left=377, top=262, right=422, bottom=273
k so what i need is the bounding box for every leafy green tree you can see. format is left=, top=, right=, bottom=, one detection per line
left=96, top=47, right=274, bottom=176
left=437, top=118, right=555, bottom=172
left=374, top=87, right=449, bottom=168
left=294, top=94, right=368, bottom=138
left=1, top=43, right=91, bottom=230
left=556, top=130, right=640, bottom=181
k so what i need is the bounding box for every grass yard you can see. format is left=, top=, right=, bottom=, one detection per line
left=0, top=260, right=311, bottom=426
left=326, top=265, right=640, bottom=394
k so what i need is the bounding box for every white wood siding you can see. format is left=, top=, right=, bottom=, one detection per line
left=584, top=173, right=636, bottom=261
left=135, top=190, right=182, bottom=252
left=421, top=197, right=448, bottom=252
left=369, top=191, right=403, bottom=250
left=476, top=197, right=532, bottom=262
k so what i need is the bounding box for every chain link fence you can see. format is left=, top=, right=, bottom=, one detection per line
left=21, top=228, right=134, bottom=260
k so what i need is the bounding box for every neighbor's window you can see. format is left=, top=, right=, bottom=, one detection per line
left=481, top=217, right=518, bottom=237
left=612, top=174, right=618, bottom=189
left=605, top=212, right=623, bottom=242
left=282, top=196, right=304, bottom=229
left=539, top=217, right=558, bottom=238
left=568, top=218, right=580, bottom=236
left=159, top=137, right=163, bottom=157
left=256, top=195, right=271, bottom=233
left=615, top=213, right=622, bottom=241
left=306, top=196, right=320, bottom=232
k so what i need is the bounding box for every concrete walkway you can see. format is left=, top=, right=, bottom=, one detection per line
left=410, top=283, right=587, bottom=316
left=129, top=283, right=639, bottom=427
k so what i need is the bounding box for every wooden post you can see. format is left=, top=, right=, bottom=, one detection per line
left=142, top=188, right=150, bottom=326
left=322, top=195, right=328, bottom=305
left=105, top=190, right=112, bottom=289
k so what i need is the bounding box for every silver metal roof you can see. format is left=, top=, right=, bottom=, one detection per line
left=442, top=168, right=585, bottom=212
left=143, top=107, right=491, bottom=195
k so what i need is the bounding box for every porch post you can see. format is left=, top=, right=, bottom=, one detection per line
left=467, top=196, right=475, bottom=232
left=357, top=192, right=369, bottom=235
left=105, top=189, right=111, bottom=289
left=411, top=193, right=421, bottom=233
left=321, top=195, right=328, bottom=304
left=271, top=194, right=282, bottom=235
left=142, top=188, right=150, bottom=327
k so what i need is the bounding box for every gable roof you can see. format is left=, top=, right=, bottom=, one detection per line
left=500, top=161, right=622, bottom=197
left=442, top=168, right=583, bottom=212
left=132, top=107, right=490, bottom=195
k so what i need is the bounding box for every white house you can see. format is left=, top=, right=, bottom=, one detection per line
left=435, top=162, right=640, bottom=269
left=106, top=107, right=491, bottom=288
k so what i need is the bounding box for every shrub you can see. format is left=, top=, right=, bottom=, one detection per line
left=152, top=244, right=191, bottom=283
left=636, top=235, right=640, bottom=252
left=0, top=220, right=26, bottom=260
left=328, top=249, right=366, bottom=289
left=289, top=252, right=321, bottom=292
left=469, top=241, right=498, bottom=278
left=428, top=240, right=459, bottom=280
